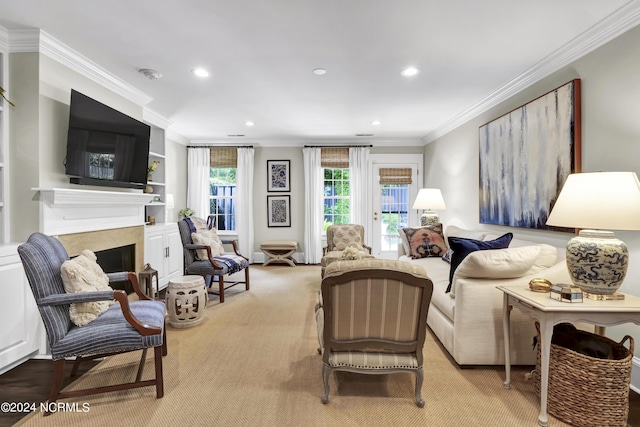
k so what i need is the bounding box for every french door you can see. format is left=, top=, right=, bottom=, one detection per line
left=370, top=156, right=421, bottom=259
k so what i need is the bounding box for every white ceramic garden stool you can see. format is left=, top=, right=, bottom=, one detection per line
left=166, top=275, right=207, bottom=328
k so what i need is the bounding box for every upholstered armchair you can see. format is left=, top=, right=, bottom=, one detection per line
left=323, top=224, right=372, bottom=256
left=316, top=258, right=433, bottom=406
left=17, top=233, right=167, bottom=415
left=177, top=217, right=250, bottom=303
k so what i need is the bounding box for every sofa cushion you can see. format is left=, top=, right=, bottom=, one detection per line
left=399, top=223, right=447, bottom=259
left=445, top=225, right=489, bottom=241
left=454, top=246, right=541, bottom=280
left=446, top=233, right=513, bottom=292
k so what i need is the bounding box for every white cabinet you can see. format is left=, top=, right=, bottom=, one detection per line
left=0, top=244, right=45, bottom=374
left=144, top=223, right=183, bottom=291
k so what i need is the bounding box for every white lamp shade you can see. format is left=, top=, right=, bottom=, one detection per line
left=412, top=188, right=446, bottom=210
left=546, top=172, right=640, bottom=230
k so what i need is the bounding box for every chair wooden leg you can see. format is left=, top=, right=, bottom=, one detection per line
left=135, top=348, right=148, bottom=382
left=321, top=364, right=331, bottom=404
left=218, top=275, right=225, bottom=303
left=70, top=357, right=84, bottom=377
left=161, top=327, right=168, bottom=357
left=415, top=367, right=425, bottom=408
left=154, top=346, right=164, bottom=398
left=46, top=360, right=65, bottom=416
left=245, top=266, right=250, bottom=290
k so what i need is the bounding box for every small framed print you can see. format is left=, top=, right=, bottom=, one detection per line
left=267, top=160, right=290, bottom=192
left=267, top=195, right=291, bottom=227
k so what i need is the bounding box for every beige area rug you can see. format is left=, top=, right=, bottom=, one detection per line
left=16, top=265, right=602, bottom=426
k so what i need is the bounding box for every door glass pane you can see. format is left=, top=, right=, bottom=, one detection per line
left=380, top=184, right=409, bottom=251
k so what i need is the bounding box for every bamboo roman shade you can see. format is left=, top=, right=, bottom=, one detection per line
left=321, top=147, right=349, bottom=168
left=210, top=147, right=237, bottom=168
left=379, top=168, right=412, bottom=184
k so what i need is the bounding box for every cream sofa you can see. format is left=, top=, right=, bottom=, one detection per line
left=398, top=225, right=570, bottom=366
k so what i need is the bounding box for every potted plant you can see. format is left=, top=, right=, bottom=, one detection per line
left=0, top=86, right=15, bottom=107
left=147, top=160, right=160, bottom=181
left=179, top=208, right=195, bottom=218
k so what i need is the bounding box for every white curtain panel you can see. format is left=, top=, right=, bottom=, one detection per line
left=349, top=147, right=370, bottom=235
left=303, top=147, right=323, bottom=264
left=236, top=147, right=254, bottom=262
left=187, top=147, right=210, bottom=218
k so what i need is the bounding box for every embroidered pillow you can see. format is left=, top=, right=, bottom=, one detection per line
left=446, top=233, right=513, bottom=292
left=192, top=229, right=225, bottom=260
left=60, top=249, right=114, bottom=326
left=399, top=223, right=447, bottom=259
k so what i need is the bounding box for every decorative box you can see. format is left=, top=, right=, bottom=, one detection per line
left=549, top=284, right=583, bottom=303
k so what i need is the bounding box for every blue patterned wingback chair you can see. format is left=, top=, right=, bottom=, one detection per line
left=177, top=217, right=250, bottom=303
left=17, top=233, right=167, bottom=415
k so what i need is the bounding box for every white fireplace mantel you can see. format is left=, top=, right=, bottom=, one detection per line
left=33, top=188, right=155, bottom=235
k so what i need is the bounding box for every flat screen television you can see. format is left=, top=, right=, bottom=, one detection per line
left=65, top=89, right=150, bottom=190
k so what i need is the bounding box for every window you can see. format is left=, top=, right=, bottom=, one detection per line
left=322, top=147, right=350, bottom=230
left=210, top=148, right=237, bottom=231
left=323, top=168, right=350, bottom=229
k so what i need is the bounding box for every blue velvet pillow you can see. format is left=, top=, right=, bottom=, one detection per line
left=446, top=233, right=513, bottom=293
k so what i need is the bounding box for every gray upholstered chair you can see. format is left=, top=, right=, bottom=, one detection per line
left=177, top=217, right=250, bottom=303
left=17, top=233, right=167, bottom=415
left=316, top=258, right=433, bottom=407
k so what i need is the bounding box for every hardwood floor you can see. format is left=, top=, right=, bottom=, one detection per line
left=0, top=359, right=98, bottom=426
left=0, top=357, right=639, bottom=426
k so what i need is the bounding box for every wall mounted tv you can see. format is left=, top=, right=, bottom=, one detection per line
left=65, top=89, right=150, bottom=190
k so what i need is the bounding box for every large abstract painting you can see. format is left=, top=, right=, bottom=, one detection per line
left=479, top=79, right=581, bottom=231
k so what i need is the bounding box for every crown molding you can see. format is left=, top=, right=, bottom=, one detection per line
left=422, top=0, right=640, bottom=144
left=8, top=29, right=153, bottom=106
left=166, top=129, right=190, bottom=146
left=143, top=108, right=173, bottom=129
left=0, top=27, right=8, bottom=52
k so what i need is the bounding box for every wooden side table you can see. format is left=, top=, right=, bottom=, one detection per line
left=498, top=284, right=640, bottom=427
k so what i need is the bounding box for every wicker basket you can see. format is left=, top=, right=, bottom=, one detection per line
left=533, top=324, right=634, bottom=427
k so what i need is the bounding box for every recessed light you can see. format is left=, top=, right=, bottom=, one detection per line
left=245, top=121, right=255, bottom=127
left=313, top=68, right=327, bottom=75
left=192, top=68, right=210, bottom=78
left=355, top=133, right=374, bottom=137
left=227, top=134, right=245, bottom=137
left=401, top=66, right=419, bottom=77
left=371, top=120, right=381, bottom=126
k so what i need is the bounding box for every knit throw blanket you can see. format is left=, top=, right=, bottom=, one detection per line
left=214, top=256, right=246, bottom=275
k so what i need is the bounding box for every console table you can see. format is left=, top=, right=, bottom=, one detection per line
left=498, top=284, right=640, bottom=427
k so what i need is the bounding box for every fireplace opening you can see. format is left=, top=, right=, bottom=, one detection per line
left=94, top=244, right=136, bottom=294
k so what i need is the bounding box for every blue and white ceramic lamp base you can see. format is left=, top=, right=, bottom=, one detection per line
left=565, top=230, right=627, bottom=299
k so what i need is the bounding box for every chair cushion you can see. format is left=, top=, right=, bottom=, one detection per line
left=331, top=225, right=364, bottom=250
left=50, top=300, right=166, bottom=360
left=191, top=229, right=225, bottom=259
left=60, top=249, right=114, bottom=326
left=186, top=255, right=250, bottom=276
left=399, top=223, right=447, bottom=259
left=327, top=351, right=419, bottom=369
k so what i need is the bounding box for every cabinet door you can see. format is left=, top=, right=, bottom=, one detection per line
left=166, top=228, right=183, bottom=280
left=0, top=256, right=41, bottom=374
left=145, top=232, right=166, bottom=283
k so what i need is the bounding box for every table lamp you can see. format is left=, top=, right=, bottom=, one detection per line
left=412, top=188, right=446, bottom=227
left=546, top=172, right=640, bottom=299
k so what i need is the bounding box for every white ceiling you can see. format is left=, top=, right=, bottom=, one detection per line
left=0, top=0, right=638, bottom=145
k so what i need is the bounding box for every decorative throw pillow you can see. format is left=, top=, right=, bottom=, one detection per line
left=446, top=233, right=513, bottom=292
left=399, top=223, right=447, bottom=259
left=442, top=248, right=454, bottom=263
left=332, top=225, right=364, bottom=251
left=192, top=229, right=225, bottom=260
left=60, top=249, right=114, bottom=326
left=454, top=246, right=541, bottom=280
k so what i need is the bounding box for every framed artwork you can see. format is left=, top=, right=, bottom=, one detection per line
left=267, top=160, right=290, bottom=192
left=267, top=195, right=291, bottom=227
left=479, top=79, right=581, bottom=231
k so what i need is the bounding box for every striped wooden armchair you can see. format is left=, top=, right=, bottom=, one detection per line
left=316, top=259, right=433, bottom=407
left=17, top=233, right=167, bottom=415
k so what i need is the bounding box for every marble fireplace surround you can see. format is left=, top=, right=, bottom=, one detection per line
left=34, top=188, right=155, bottom=272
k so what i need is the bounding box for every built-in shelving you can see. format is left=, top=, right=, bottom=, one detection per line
left=144, top=124, right=167, bottom=224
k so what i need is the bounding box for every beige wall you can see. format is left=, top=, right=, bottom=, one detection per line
left=423, top=24, right=640, bottom=353
left=165, top=137, right=187, bottom=223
